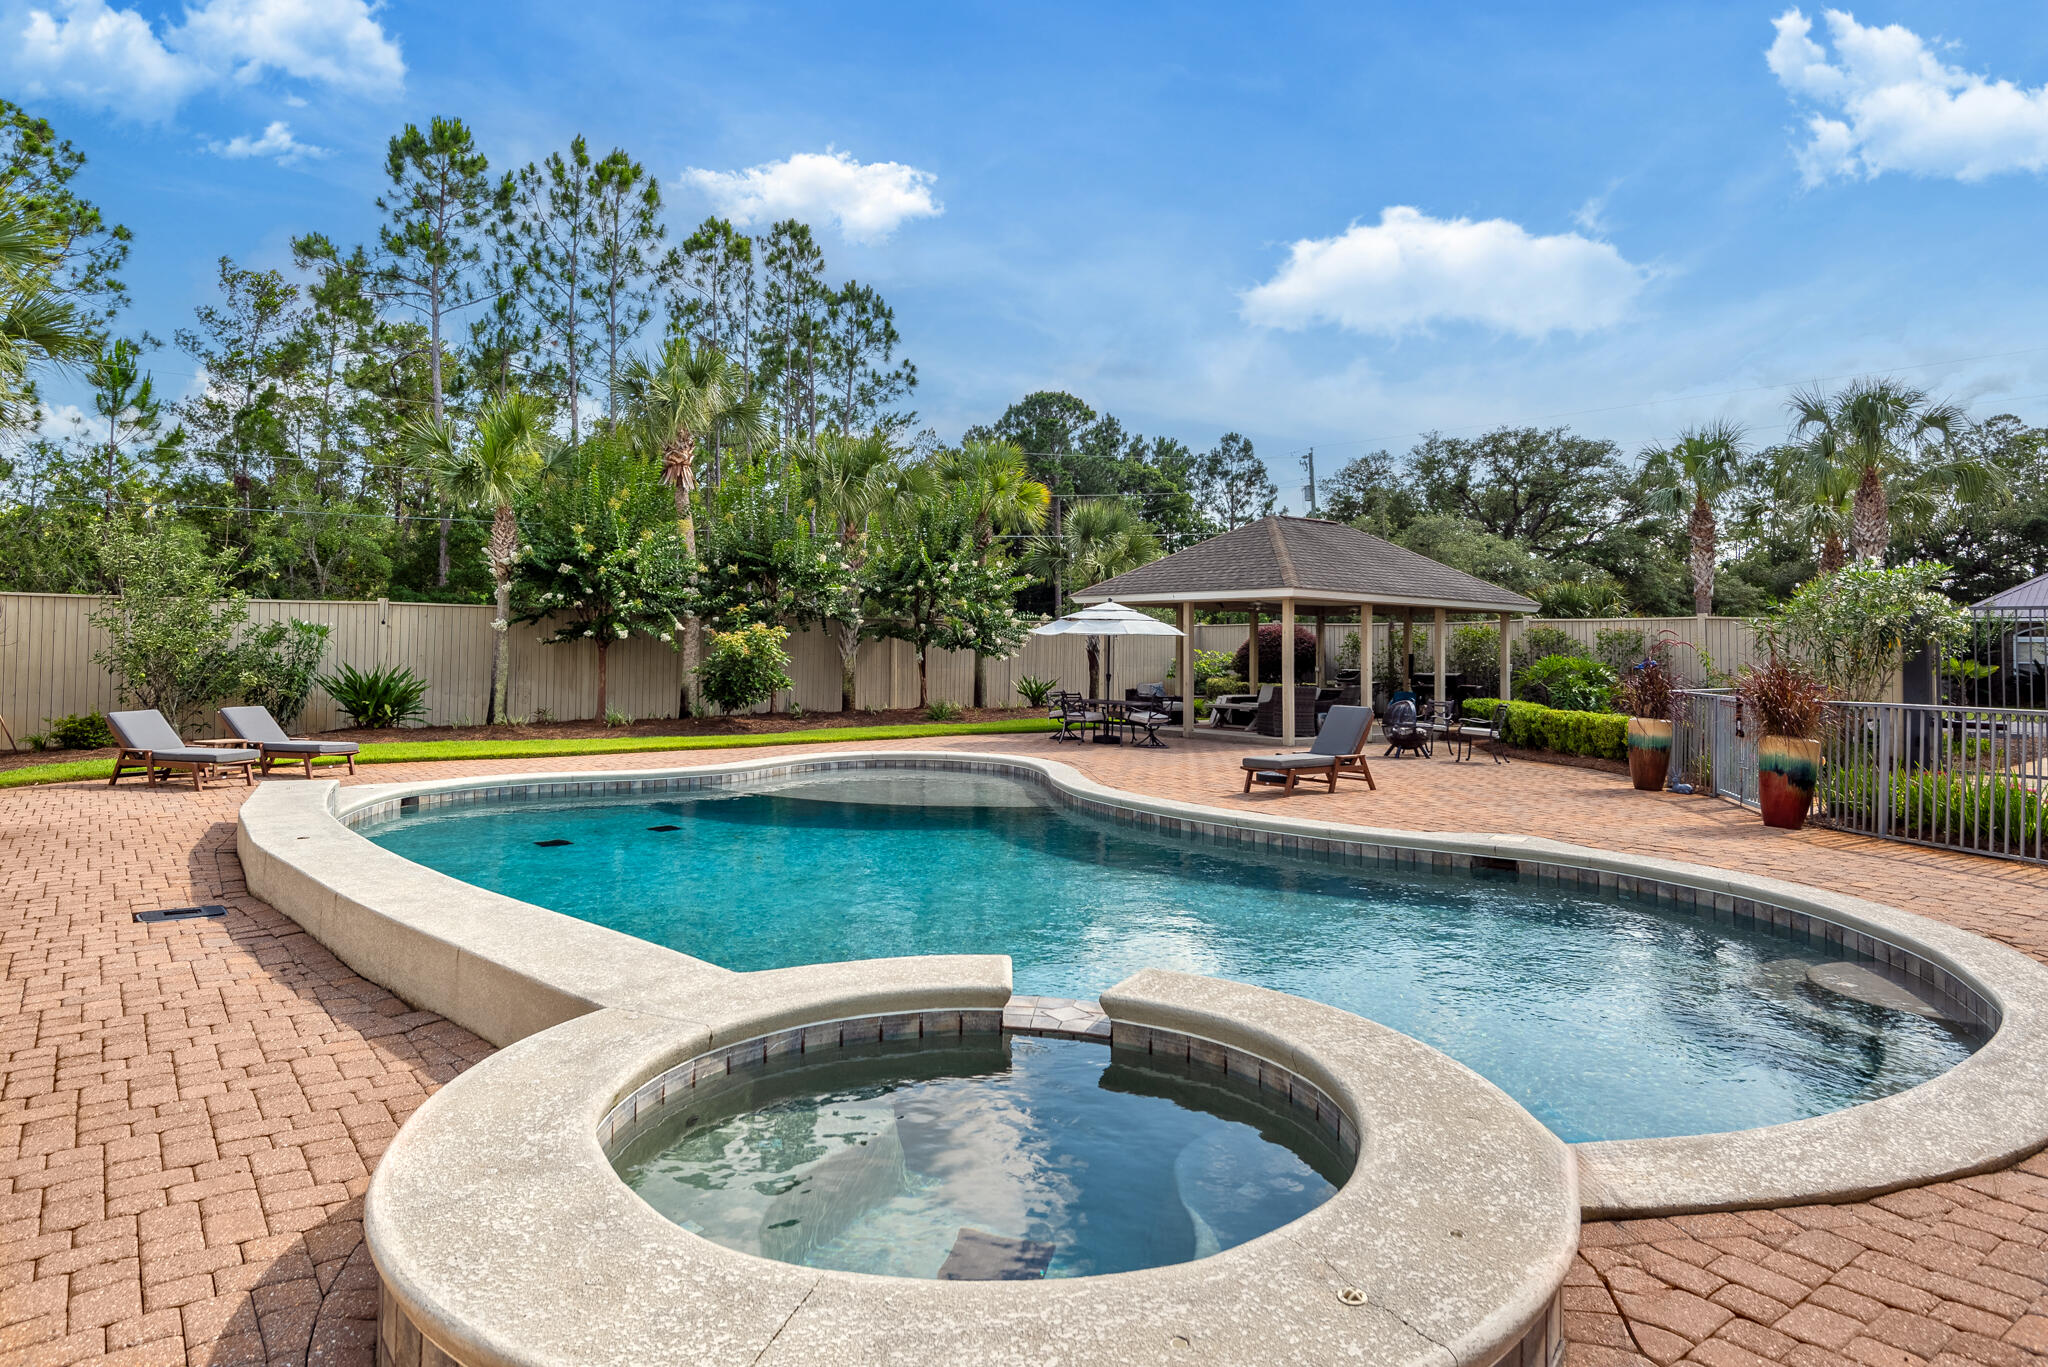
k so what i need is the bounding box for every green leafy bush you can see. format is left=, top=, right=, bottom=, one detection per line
left=925, top=700, right=963, bottom=721
left=233, top=619, right=331, bottom=728
left=1823, top=765, right=2046, bottom=852
left=698, top=614, right=793, bottom=714
left=318, top=663, right=430, bottom=729
left=1449, top=625, right=1502, bottom=691
left=1511, top=626, right=1587, bottom=670
left=89, top=527, right=252, bottom=729
left=1461, top=697, right=1627, bottom=762
left=42, top=713, right=115, bottom=749
left=1013, top=675, right=1059, bottom=708
left=1202, top=676, right=1250, bottom=698
left=1515, top=654, right=1617, bottom=713
left=1762, top=561, right=1969, bottom=702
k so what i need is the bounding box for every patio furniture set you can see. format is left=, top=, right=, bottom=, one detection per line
left=107, top=707, right=361, bottom=791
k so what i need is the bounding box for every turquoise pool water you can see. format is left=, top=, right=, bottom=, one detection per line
left=609, top=1034, right=1345, bottom=1279
left=366, top=771, right=1983, bottom=1142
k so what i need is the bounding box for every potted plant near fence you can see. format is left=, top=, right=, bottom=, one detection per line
left=1618, top=658, right=1675, bottom=792
left=1738, top=655, right=1830, bottom=830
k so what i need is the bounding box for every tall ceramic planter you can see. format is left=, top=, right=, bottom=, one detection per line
left=1757, top=735, right=1822, bottom=830
left=1625, top=718, right=1671, bottom=791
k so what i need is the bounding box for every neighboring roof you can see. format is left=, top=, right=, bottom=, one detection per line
left=1074, top=515, right=1539, bottom=613
left=1975, top=571, right=2048, bottom=613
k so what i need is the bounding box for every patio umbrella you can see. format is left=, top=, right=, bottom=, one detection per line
left=1031, top=600, right=1184, bottom=698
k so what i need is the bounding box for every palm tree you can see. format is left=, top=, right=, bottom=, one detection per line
left=0, top=204, right=94, bottom=431
left=1643, top=420, right=1744, bottom=615
left=1786, top=380, right=1991, bottom=563
left=805, top=431, right=902, bottom=710
left=1767, top=447, right=1857, bottom=575
left=935, top=439, right=1049, bottom=704
left=1030, top=499, right=1162, bottom=696
left=406, top=393, right=548, bottom=723
left=613, top=336, right=767, bottom=712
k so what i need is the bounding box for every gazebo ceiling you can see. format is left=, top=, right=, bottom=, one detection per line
left=1074, top=516, right=1537, bottom=615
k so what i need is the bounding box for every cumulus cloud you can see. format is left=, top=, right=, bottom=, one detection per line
left=207, top=119, right=325, bottom=164
left=1767, top=8, right=2048, bottom=184
left=681, top=149, right=942, bottom=245
left=1240, top=206, right=1649, bottom=339
left=2, top=0, right=404, bottom=119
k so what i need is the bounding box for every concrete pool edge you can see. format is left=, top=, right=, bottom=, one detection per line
left=236, top=748, right=2048, bottom=1217
left=364, top=962, right=1578, bottom=1367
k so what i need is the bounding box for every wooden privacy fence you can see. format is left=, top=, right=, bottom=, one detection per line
left=0, top=590, right=1772, bottom=733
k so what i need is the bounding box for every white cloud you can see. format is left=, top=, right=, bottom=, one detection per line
left=2, top=0, right=404, bottom=119
left=681, top=149, right=942, bottom=245
left=207, top=119, right=325, bottom=164
left=1240, top=206, right=1649, bottom=339
left=1767, top=8, right=2048, bottom=184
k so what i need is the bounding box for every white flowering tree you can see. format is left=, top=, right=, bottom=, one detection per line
left=514, top=438, right=693, bottom=720
left=866, top=493, right=1028, bottom=709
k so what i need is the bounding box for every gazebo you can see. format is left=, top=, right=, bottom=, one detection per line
left=1073, top=515, right=1539, bottom=742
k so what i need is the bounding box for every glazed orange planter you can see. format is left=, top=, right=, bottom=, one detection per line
left=1625, top=718, right=1672, bottom=791
left=1757, top=735, right=1821, bottom=830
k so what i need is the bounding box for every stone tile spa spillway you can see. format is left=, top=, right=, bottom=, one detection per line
left=361, top=769, right=1986, bottom=1143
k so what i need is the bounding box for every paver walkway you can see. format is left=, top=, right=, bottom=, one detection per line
left=3, top=734, right=2046, bottom=1367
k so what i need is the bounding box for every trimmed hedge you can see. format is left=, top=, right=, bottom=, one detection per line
left=1462, top=697, right=1627, bottom=763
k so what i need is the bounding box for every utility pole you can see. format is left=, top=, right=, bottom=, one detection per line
left=1301, top=447, right=1317, bottom=515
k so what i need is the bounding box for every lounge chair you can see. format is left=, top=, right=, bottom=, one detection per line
left=107, top=710, right=261, bottom=791
left=1240, top=705, right=1377, bottom=795
left=219, top=705, right=361, bottom=777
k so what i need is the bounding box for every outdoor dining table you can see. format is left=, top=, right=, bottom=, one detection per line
left=1081, top=698, right=1172, bottom=748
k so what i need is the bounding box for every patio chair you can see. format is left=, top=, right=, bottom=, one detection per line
left=1252, top=685, right=1322, bottom=738
left=219, top=705, right=360, bottom=777
left=1049, top=691, right=1102, bottom=743
left=1381, top=697, right=1431, bottom=759
left=1240, top=705, right=1377, bottom=795
left=1440, top=705, right=1507, bottom=765
left=107, top=710, right=261, bottom=792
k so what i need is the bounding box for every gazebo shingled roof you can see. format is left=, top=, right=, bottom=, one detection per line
left=1074, top=515, right=1538, bottom=614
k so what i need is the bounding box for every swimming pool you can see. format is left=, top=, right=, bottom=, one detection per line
left=364, top=770, right=1983, bottom=1143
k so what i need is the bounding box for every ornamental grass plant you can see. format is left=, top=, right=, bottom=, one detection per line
left=1736, top=656, right=1829, bottom=739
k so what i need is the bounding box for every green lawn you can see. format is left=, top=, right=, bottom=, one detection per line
left=0, top=718, right=1059, bottom=791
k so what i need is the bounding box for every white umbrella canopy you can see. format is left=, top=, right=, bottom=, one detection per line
left=1031, top=601, right=1183, bottom=697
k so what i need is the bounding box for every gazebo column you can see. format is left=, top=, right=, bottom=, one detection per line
left=1498, top=613, right=1513, bottom=701
left=1280, top=599, right=1297, bottom=744
left=1314, top=610, right=1328, bottom=684
left=1246, top=605, right=1260, bottom=689
left=1178, top=601, right=1195, bottom=739
left=1402, top=610, right=1416, bottom=689
left=1434, top=607, right=1449, bottom=711
left=1360, top=604, right=1375, bottom=716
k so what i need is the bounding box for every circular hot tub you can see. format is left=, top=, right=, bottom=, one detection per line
left=608, top=1025, right=1350, bottom=1280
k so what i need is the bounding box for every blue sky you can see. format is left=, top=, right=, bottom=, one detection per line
left=7, top=1, right=2048, bottom=507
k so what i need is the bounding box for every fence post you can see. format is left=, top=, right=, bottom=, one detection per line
left=1874, top=705, right=1895, bottom=841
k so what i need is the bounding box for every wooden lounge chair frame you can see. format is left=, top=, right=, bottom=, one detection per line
left=218, top=706, right=360, bottom=777
left=106, top=710, right=261, bottom=792
left=1241, top=705, right=1378, bottom=795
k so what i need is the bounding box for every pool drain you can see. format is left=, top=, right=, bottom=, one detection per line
left=134, top=904, right=228, bottom=924
left=1337, top=1287, right=1368, bottom=1307
left=534, top=838, right=572, bottom=847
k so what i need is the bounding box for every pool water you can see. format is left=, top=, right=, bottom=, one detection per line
left=608, top=1034, right=1346, bottom=1279
left=367, top=772, right=1984, bottom=1142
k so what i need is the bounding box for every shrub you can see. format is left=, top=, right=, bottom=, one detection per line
left=43, top=712, right=115, bottom=750
left=1233, top=623, right=1318, bottom=682
left=1203, top=676, right=1250, bottom=698
left=1738, top=656, right=1828, bottom=739
left=1449, top=624, right=1501, bottom=691
left=1823, top=764, right=2045, bottom=852
left=924, top=700, right=963, bottom=721
left=1165, top=650, right=1236, bottom=690
left=232, top=619, right=331, bottom=728
left=90, top=527, right=251, bottom=730
left=603, top=707, right=635, bottom=728
left=1511, top=626, right=1587, bottom=670
left=318, top=663, right=430, bottom=729
left=1516, top=654, right=1617, bottom=713
left=1460, top=697, right=1627, bottom=762
left=1761, top=561, right=1969, bottom=702
left=1013, top=675, right=1059, bottom=708
left=698, top=614, right=792, bottom=714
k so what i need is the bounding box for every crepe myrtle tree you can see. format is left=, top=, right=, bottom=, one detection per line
left=866, top=496, right=1029, bottom=708
left=514, top=438, right=692, bottom=719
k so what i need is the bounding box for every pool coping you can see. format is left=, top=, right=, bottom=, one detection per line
left=364, top=962, right=1579, bottom=1367
left=237, top=748, right=2048, bottom=1217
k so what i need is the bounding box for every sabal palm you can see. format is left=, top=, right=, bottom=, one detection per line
left=1769, top=449, right=1857, bottom=574
left=1786, top=380, right=1986, bottom=563
left=806, top=431, right=901, bottom=710
left=1644, top=420, right=1744, bottom=615
left=614, top=336, right=767, bottom=557
left=406, top=393, right=548, bottom=723
left=0, top=206, right=94, bottom=431
left=934, top=439, right=1050, bottom=552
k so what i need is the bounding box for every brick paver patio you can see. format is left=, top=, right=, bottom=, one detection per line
left=4, top=734, right=2047, bottom=1367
